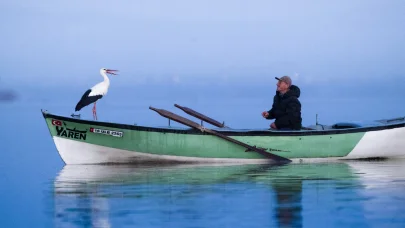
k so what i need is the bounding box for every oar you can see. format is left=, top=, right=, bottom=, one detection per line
left=149, top=106, right=291, bottom=163
left=175, top=104, right=314, bottom=131
left=174, top=104, right=227, bottom=128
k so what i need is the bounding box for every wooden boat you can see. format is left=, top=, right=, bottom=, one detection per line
left=41, top=104, right=405, bottom=165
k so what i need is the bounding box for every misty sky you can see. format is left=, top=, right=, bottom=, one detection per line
left=1, top=0, right=404, bottom=87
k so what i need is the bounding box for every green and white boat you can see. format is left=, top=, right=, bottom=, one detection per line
left=41, top=104, right=405, bottom=165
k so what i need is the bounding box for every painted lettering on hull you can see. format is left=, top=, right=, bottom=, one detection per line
left=56, top=126, right=87, bottom=140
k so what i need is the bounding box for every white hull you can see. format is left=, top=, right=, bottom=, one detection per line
left=52, top=124, right=405, bottom=165
left=345, top=126, right=405, bottom=159
left=52, top=136, right=274, bottom=165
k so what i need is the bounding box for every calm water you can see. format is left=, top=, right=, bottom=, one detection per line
left=51, top=161, right=405, bottom=228
left=1, top=86, right=405, bottom=227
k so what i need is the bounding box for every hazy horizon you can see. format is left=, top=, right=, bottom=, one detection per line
left=1, top=0, right=404, bottom=87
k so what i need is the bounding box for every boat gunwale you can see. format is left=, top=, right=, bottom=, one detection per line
left=42, top=110, right=405, bottom=137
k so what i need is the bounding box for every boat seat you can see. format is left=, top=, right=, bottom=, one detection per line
left=331, top=122, right=362, bottom=129
left=305, top=122, right=363, bottom=130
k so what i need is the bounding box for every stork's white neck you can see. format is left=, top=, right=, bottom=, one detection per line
left=101, top=71, right=110, bottom=84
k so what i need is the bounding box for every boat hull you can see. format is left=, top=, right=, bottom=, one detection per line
left=42, top=110, right=405, bottom=164
left=52, top=136, right=276, bottom=164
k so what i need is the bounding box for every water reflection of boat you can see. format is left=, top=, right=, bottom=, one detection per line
left=52, top=160, right=405, bottom=227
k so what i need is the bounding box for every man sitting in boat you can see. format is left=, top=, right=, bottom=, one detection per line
left=262, top=75, right=302, bottom=130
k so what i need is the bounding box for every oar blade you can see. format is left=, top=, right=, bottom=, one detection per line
left=205, top=129, right=291, bottom=163
left=149, top=106, right=291, bottom=163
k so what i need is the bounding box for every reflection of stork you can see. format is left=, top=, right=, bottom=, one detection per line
left=74, top=68, right=118, bottom=120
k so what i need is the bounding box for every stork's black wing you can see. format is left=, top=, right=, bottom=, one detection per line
left=75, top=89, right=103, bottom=111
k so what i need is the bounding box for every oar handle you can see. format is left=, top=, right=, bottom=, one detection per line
left=149, top=106, right=203, bottom=131
left=174, top=104, right=225, bottom=128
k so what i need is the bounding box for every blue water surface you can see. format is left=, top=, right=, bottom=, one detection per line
left=1, top=85, right=405, bottom=228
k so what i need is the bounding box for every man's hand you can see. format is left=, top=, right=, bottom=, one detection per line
left=270, top=122, right=277, bottom=129
left=262, top=111, right=269, bottom=118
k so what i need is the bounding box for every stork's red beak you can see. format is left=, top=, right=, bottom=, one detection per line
left=106, top=69, right=119, bottom=75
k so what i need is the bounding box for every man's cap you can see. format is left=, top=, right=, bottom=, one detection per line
left=275, top=76, right=292, bottom=86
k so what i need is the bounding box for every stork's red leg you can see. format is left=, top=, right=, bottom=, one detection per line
left=92, top=102, right=97, bottom=120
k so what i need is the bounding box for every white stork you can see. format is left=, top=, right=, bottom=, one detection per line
left=75, top=68, right=118, bottom=120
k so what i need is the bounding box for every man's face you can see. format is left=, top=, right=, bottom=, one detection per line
left=276, top=80, right=289, bottom=92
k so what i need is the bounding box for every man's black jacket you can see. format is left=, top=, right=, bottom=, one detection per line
left=266, top=85, right=302, bottom=130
